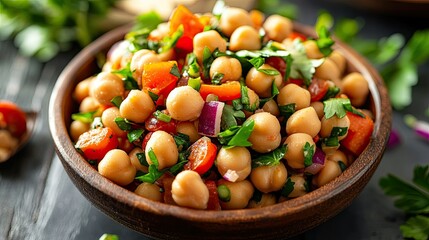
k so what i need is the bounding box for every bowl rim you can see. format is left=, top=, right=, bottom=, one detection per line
left=49, top=22, right=391, bottom=224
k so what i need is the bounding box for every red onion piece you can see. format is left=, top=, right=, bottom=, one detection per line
left=387, top=128, right=401, bottom=149
left=305, top=147, right=325, bottom=175
left=198, top=101, right=225, bottom=137
left=415, top=121, right=429, bottom=141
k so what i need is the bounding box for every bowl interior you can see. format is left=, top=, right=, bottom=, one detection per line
left=49, top=23, right=391, bottom=239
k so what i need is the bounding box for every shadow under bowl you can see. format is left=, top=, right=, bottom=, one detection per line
left=49, top=23, right=391, bottom=240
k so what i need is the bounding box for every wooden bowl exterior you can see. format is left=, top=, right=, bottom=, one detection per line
left=49, top=23, right=391, bottom=239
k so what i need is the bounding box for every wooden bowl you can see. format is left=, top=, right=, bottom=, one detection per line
left=49, top=23, right=391, bottom=239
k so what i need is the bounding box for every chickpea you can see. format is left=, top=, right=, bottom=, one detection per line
left=263, top=14, right=293, bottom=42
left=101, top=107, right=127, bottom=137
left=135, top=182, right=162, bottom=202
left=313, top=160, right=342, bottom=187
left=216, top=147, right=252, bottom=182
left=98, top=149, right=137, bottom=186
left=310, top=101, right=324, bottom=120
left=329, top=50, right=346, bottom=75
left=130, top=49, right=161, bottom=87
left=176, top=121, right=200, bottom=143
left=342, top=72, right=369, bottom=107
left=262, top=99, right=280, bottom=116
left=303, top=40, right=324, bottom=59
left=250, top=9, right=265, bottom=29
left=219, top=7, right=252, bottom=37
left=79, top=96, right=100, bottom=114
left=73, top=77, right=94, bottom=103
left=193, top=30, right=227, bottom=63
left=320, top=115, right=350, bottom=140
left=120, top=90, right=155, bottom=123
left=129, top=147, right=148, bottom=172
left=277, top=83, right=311, bottom=110
left=0, top=130, right=19, bottom=150
left=209, top=56, right=242, bottom=82
left=326, top=149, right=349, bottom=167
left=171, top=170, right=209, bottom=209
left=145, top=130, right=179, bottom=170
left=250, top=162, right=288, bottom=193
left=314, top=58, right=341, bottom=82
left=247, top=193, right=277, bottom=208
left=166, top=86, right=204, bottom=121
left=218, top=179, right=254, bottom=210
left=149, top=22, right=169, bottom=40
left=70, top=120, right=90, bottom=142
left=90, top=72, right=125, bottom=106
left=245, top=64, right=282, bottom=98
left=286, top=107, right=321, bottom=138
left=287, top=175, right=307, bottom=198
left=229, top=26, right=261, bottom=51
left=283, top=133, right=315, bottom=169
left=247, top=112, right=281, bottom=153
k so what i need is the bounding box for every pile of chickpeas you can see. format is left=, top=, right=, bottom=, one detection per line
left=70, top=6, right=372, bottom=210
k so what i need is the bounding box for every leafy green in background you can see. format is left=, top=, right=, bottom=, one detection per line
left=380, top=165, right=429, bottom=240
left=0, top=0, right=116, bottom=61
left=256, top=0, right=298, bottom=20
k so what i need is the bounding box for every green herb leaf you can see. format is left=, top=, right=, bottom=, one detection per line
left=383, top=62, right=418, bottom=110
left=112, top=65, right=139, bottom=90
left=125, top=28, right=160, bottom=52
left=338, top=161, right=347, bottom=172
left=323, top=98, right=364, bottom=119
left=227, top=119, right=255, bottom=148
left=99, top=233, right=120, bottom=240
left=133, top=11, right=163, bottom=32
left=72, top=111, right=95, bottom=124
left=249, top=57, right=265, bottom=69
left=221, top=104, right=238, bottom=130
left=379, top=171, right=429, bottom=214
left=288, top=39, right=323, bottom=86
left=202, top=46, right=215, bottom=79
left=323, top=85, right=340, bottom=100
left=257, top=68, right=280, bottom=76
left=169, top=63, right=181, bottom=78
left=413, top=165, right=429, bottom=192
left=110, top=96, right=123, bottom=108
left=173, top=133, right=191, bottom=152
left=188, top=77, right=201, bottom=91
left=280, top=177, right=295, bottom=197
left=161, top=25, right=183, bottom=53
left=252, top=145, right=287, bottom=168
left=153, top=110, right=171, bottom=123
left=315, top=11, right=334, bottom=56
left=135, top=148, right=165, bottom=184
left=331, top=127, right=348, bottom=137
left=278, top=103, right=295, bottom=119
left=211, top=72, right=224, bottom=85
left=136, top=152, right=149, bottom=167
left=303, top=142, right=315, bottom=167
left=127, top=129, right=144, bottom=143
left=400, top=215, right=429, bottom=240
left=114, top=117, right=133, bottom=131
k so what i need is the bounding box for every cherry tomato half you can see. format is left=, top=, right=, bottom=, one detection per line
left=75, top=127, right=118, bottom=161
left=184, top=137, right=217, bottom=175
left=308, top=78, right=329, bottom=102
left=265, top=56, right=286, bottom=78
left=144, top=113, right=177, bottom=134
left=0, top=100, right=27, bottom=138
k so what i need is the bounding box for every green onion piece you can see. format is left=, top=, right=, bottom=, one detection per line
left=188, top=77, right=201, bottom=91
left=136, top=152, right=149, bottom=167
left=111, top=96, right=123, bottom=108
left=154, top=110, right=171, bottom=122
left=99, top=233, right=119, bottom=240
left=280, top=177, right=295, bottom=197
left=72, top=111, right=95, bottom=124
left=338, top=161, right=347, bottom=172
left=217, top=184, right=231, bottom=202
left=114, top=117, right=133, bottom=131
left=128, top=129, right=144, bottom=143
left=303, top=142, right=315, bottom=167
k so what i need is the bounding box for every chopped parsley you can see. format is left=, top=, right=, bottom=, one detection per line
left=252, top=145, right=287, bottom=168
left=323, top=98, right=365, bottom=119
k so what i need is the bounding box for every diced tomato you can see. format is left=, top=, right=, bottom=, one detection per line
left=75, top=127, right=118, bottom=161
left=159, top=174, right=176, bottom=205
left=289, top=32, right=307, bottom=42
left=184, top=137, right=217, bottom=175
left=265, top=56, right=286, bottom=78
left=169, top=5, right=204, bottom=52
left=288, top=78, right=304, bottom=86
left=205, top=180, right=221, bottom=210
left=0, top=100, right=27, bottom=138
left=199, top=81, right=241, bottom=101
left=142, top=61, right=179, bottom=96
left=341, top=112, right=374, bottom=156
left=141, top=132, right=153, bottom=150
left=308, top=78, right=329, bottom=102
left=145, top=112, right=177, bottom=134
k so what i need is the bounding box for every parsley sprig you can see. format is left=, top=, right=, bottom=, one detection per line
left=380, top=165, right=429, bottom=240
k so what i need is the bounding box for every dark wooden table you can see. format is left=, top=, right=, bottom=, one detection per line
left=1, top=1, right=428, bottom=239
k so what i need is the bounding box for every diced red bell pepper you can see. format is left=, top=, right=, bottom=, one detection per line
left=169, top=5, right=204, bottom=52
left=341, top=112, right=374, bottom=156
left=199, top=81, right=241, bottom=101
left=142, top=61, right=179, bottom=95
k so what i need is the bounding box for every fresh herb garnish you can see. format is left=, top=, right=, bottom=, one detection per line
left=112, top=64, right=139, bottom=90
left=161, top=25, right=184, bottom=53
left=303, top=142, right=315, bottom=167
left=315, top=11, right=335, bottom=57
left=288, top=39, right=324, bottom=86
left=114, top=117, right=133, bottom=131
left=153, top=110, right=171, bottom=123
left=169, top=64, right=181, bottom=78
left=380, top=165, right=429, bottom=240
left=173, top=133, right=191, bottom=152
left=338, top=161, right=347, bottom=172
left=202, top=46, right=216, bottom=79
left=280, top=177, right=295, bottom=197
left=135, top=148, right=165, bottom=184
left=211, top=72, right=224, bottom=85
left=252, top=145, right=287, bottom=168
left=278, top=103, right=296, bottom=119
left=323, top=98, right=365, bottom=119
left=110, top=96, right=123, bottom=108
left=218, top=119, right=255, bottom=148
left=72, top=111, right=96, bottom=124
left=136, top=152, right=149, bottom=167
left=127, top=129, right=144, bottom=143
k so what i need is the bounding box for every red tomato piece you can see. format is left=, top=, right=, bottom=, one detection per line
left=145, top=113, right=177, bottom=134
left=0, top=100, right=27, bottom=138
left=75, top=127, right=118, bottom=161
left=141, top=132, right=154, bottom=150
left=205, top=180, right=221, bottom=210
left=169, top=5, right=204, bottom=52
left=289, top=32, right=307, bottom=42
left=199, top=81, right=241, bottom=101
left=184, top=137, right=217, bottom=175
left=141, top=61, right=179, bottom=96
left=341, top=112, right=374, bottom=156
left=288, top=78, right=304, bottom=86
left=308, top=78, right=329, bottom=102
left=265, top=56, right=287, bottom=78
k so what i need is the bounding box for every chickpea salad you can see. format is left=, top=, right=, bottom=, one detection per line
left=70, top=3, right=374, bottom=210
